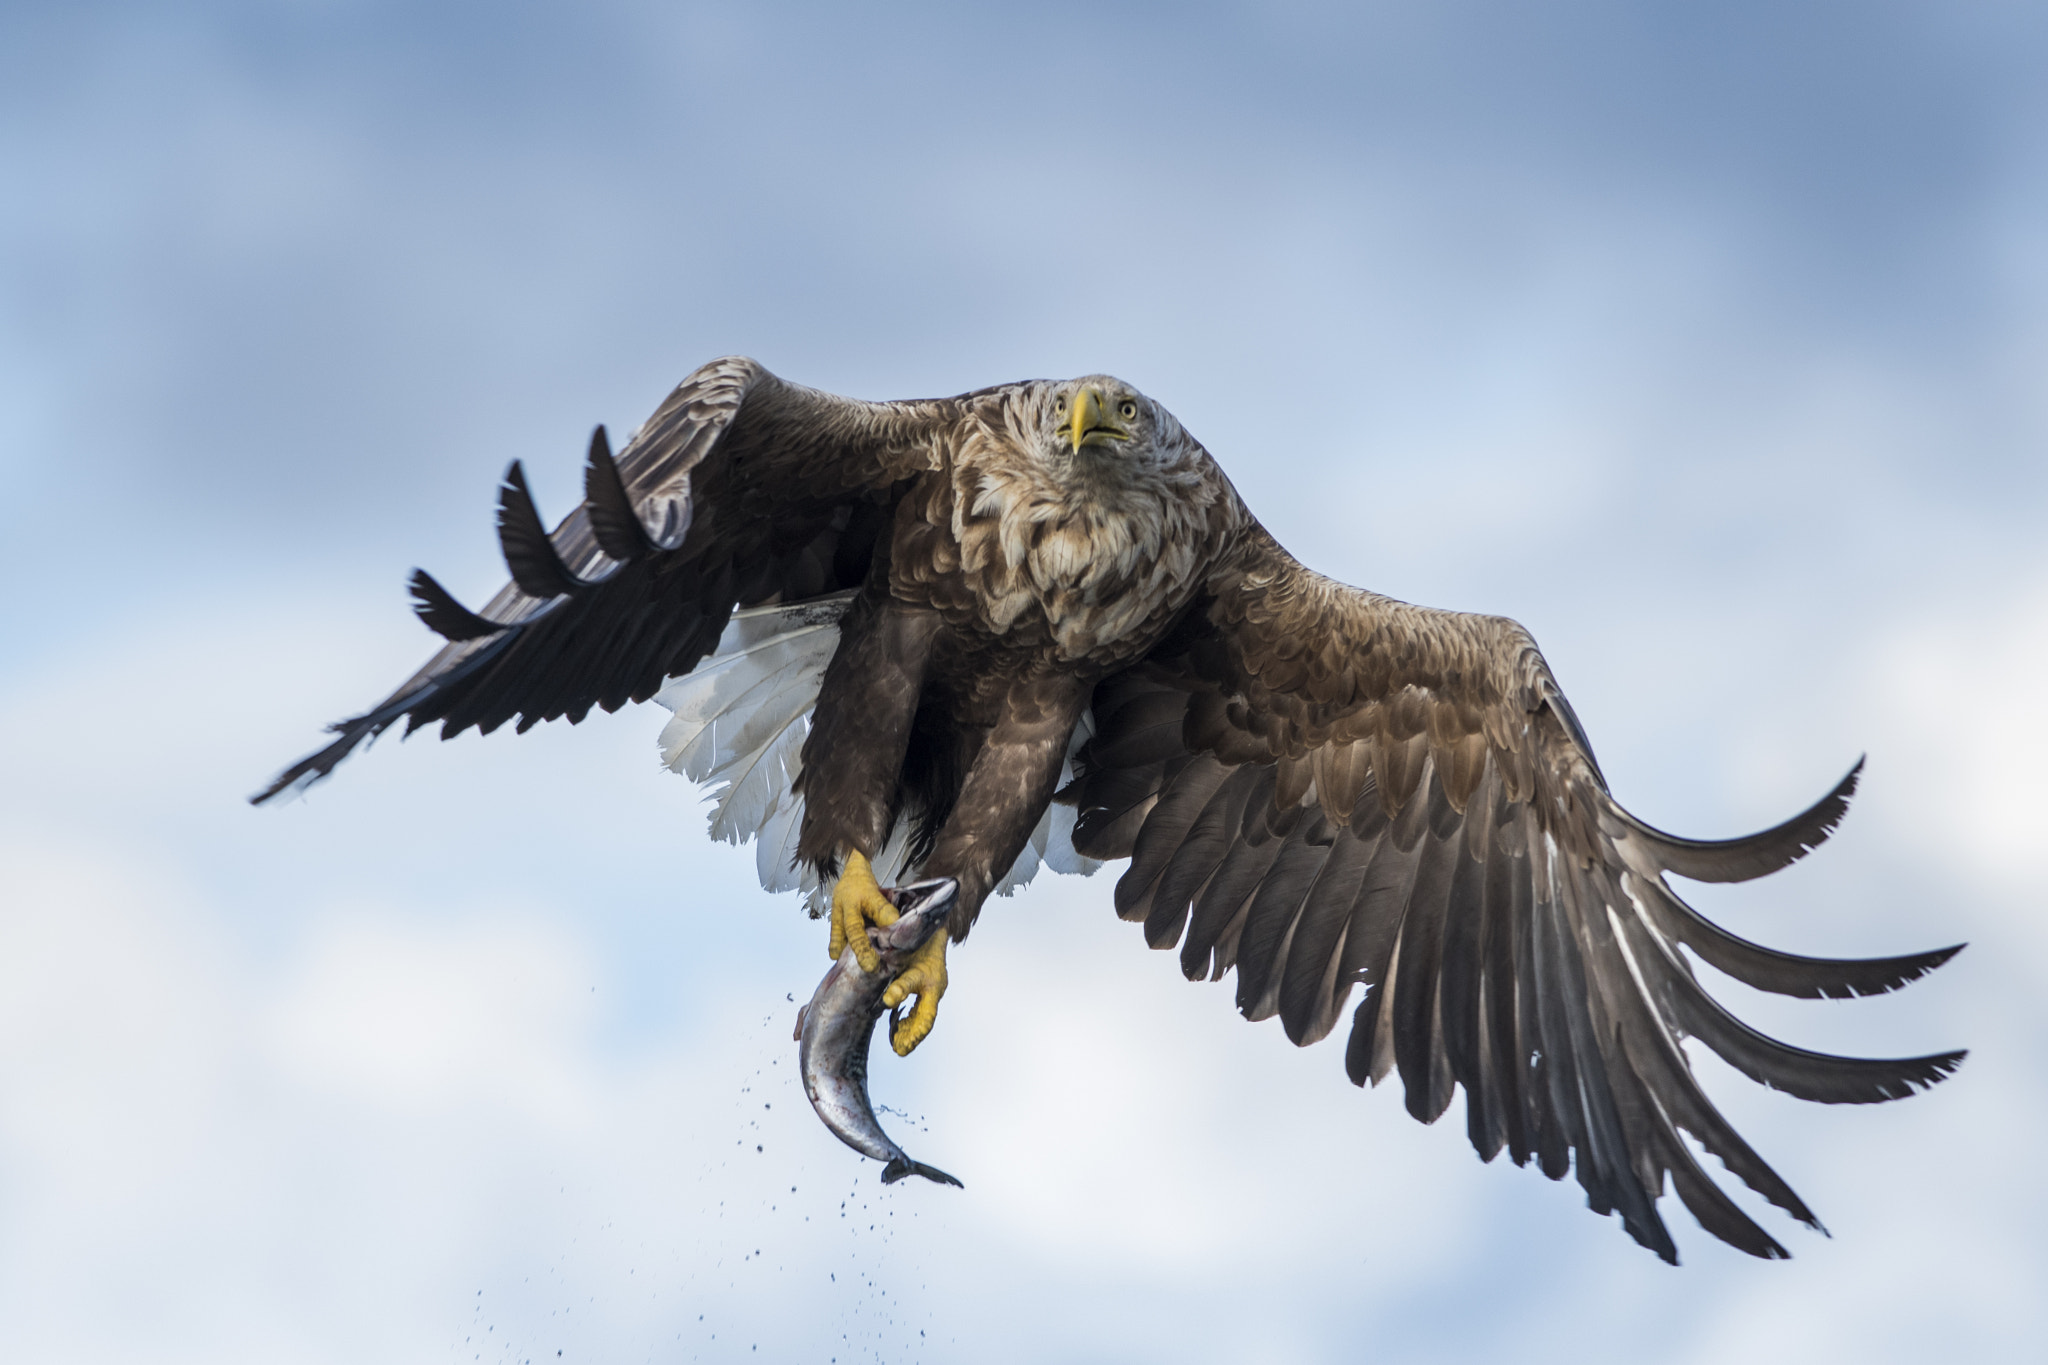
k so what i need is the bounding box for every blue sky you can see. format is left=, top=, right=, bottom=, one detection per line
left=4, top=3, right=2045, bottom=1361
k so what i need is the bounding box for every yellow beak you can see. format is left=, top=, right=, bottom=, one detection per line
left=1067, top=386, right=1131, bottom=453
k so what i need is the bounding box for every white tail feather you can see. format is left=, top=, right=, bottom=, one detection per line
left=708, top=712, right=808, bottom=845
left=754, top=788, right=807, bottom=893
left=659, top=631, right=837, bottom=779
left=654, top=592, right=1102, bottom=911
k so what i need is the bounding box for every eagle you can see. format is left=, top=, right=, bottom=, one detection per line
left=255, top=356, right=1963, bottom=1262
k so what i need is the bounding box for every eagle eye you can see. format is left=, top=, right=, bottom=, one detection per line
left=1118, top=400, right=1138, bottom=420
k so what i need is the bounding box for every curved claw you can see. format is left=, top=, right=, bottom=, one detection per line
left=883, top=933, right=948, bottom=1056
left=828, top=850, right=897, bottom=971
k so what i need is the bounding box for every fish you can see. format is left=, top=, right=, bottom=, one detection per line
left=794, top=875, right=965, bottom=1187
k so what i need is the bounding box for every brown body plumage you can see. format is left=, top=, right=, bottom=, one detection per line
left=256, top=356, right=1963, bottom=1263
left=795, top=375, right=1237, bottom=931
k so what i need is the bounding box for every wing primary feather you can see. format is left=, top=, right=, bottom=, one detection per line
left=1662, top=1133, right=1789, bottom=1260
left=1665, top=977, right=1967, bottom=1104
left=407, top=569, right=510, bottom=642
left=1614, top=1063, right=1789, bottom=1261
left=1624, top=760, right=1862, bottom=884
left=1605, top=870, right=1970, bottom=1103
left=1546, top=866, right=1674, bottom=1260
left=583, top=424, right=658, bottom=561
left=1634, top=875, right=1963, bottom=999
left=1562, top=860, right=1668, bottom=1233
left=497, top=460, right=591, bottom=601
left=250, top=724, right=380, bottom=804
left=1600, top=916, right=1823, bottom=1228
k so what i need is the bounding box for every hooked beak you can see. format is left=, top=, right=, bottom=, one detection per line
left=1066, top=386, right=1132, bottom=453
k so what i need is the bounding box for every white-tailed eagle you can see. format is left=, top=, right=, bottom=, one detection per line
left=255, top=356, right=1963, bottom=1262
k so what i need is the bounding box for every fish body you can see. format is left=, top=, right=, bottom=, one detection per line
left=794, top=877, right=964, bottom=1187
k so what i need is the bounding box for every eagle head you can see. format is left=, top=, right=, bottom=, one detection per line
left=1038, top=376, right=1169, bottom=470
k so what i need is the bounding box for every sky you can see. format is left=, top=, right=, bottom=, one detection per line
left=3, top=2, right=2046, bottom=1361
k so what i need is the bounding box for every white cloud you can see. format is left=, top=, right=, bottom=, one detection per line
left=265, top=908, right=600, bottom=1118
left=1865, top=574, right=2048, bottom=894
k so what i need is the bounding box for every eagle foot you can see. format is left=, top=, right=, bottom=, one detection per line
left=828, top=850, right=950, bottom=1055
left=828, top=849, right=898, bottom=971
left=882, top=932, right=947, bottom=1057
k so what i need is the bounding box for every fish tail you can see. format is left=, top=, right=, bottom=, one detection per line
left=881, top=1157, right=964, bottom=1188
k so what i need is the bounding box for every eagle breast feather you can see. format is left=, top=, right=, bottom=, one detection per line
left=927, top=404, right=1232, bottom=663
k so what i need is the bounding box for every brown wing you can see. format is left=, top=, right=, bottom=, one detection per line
left=1065, top=524, right=1965, bottom=1262
left=253, top=356, right=950, bottom=803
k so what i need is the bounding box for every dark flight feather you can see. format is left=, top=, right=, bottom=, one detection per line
left=1633, top=874, right=1964, bottom=1000
left=408, top=569, right=506, bottom=642
left=1624, top=761, right=1862, bottom=884
left=582, top=424, right=658, bottom=562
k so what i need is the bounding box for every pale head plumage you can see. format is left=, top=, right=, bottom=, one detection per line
left=992, top=375, right=1197, bottom=481
left=948, top=375, right=1234, bottom=658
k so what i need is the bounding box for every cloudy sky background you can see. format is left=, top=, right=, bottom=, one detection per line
left=4, top=2, right=2046, bottom=1360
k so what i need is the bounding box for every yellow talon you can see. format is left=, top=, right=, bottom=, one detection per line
left=828, top=849, right=897, bottom=972
left=882, top=932, right=948, bottom=1056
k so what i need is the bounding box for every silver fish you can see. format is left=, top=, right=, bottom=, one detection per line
left=794, top=876, right=964, bottom=1187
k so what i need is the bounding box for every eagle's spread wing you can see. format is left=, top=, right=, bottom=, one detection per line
left=253, top=357, right=948, bottom=803
left=1066, top=524, right=1965, bottom=1262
